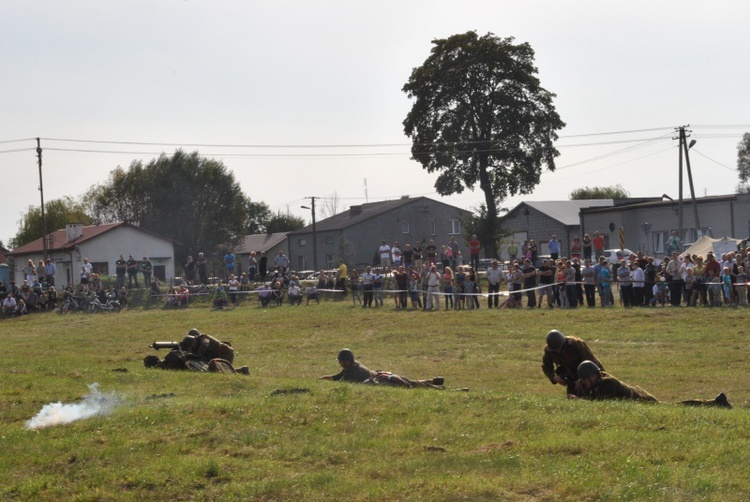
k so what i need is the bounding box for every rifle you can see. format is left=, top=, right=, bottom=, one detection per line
left=150, top=341, right=181, bottom=350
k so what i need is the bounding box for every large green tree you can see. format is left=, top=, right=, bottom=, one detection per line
left=11, top=196, right=93, bottom=248
left=570, top=184, right=630, bottom=200
left=245, top=200, right=272, bottom=234
left=265, top=210, right=305, bottom=234
left=402, top=31, right=564, bottom=258
left=737, top=132, right=750, bottom=183
left=83, top=150, right=249, bottom=263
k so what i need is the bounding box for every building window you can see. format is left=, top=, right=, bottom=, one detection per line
left=697, top=228, right=711, bottom=239
left=401, top=221, right=410, bottom=234
left=298, top=239, right=307, bottom=247
left=430, top=220, right=436, bottom=236
left=325, top=236, right=334, bottom=245
left=92, top=262, right=109, bottom=276
left=682, top=229, right=696, bottom=245
left=448, top=219, right=461, bottom=235
left=325, top=253, right=335, bottom=269
left=298, top=256, right=306, bottom=270
left=653, top=231, right=666, bottom=254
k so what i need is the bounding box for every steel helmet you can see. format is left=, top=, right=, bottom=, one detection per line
left=143, top=355, right=161, bottom=368
left=337, top=348, right=355, bottom=364
left=187, top=328, right=201, bottom=337
left=180, top=335, right=198, bottom=351
left=546, top=330, right=566, bottom=351
left=577, top=360, right=601, bottom=379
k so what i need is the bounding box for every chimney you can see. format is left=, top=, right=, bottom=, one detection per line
left=349, top=205, right=363, bottom=216
left=66, top=223, right=83, bottom=242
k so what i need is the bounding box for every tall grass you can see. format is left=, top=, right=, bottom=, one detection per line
left=2, top=301, right=748, bottom=500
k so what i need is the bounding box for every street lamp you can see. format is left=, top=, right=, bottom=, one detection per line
left=301, top=199, right=318, bottom=271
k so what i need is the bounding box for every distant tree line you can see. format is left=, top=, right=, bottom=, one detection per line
left=10, top=150, right=305, bottom=266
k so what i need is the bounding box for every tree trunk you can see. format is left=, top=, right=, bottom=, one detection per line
left=478, top=159, right=500, bottom=259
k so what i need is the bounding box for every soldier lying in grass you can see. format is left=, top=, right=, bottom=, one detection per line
left=144, top=328, right=249, bottom=375
left=320, top=348, right=444, bottom=389
left=570, top=360, right=731, bottom=408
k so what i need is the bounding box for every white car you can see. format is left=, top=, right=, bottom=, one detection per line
left=601, top=248, right=635, bottom=264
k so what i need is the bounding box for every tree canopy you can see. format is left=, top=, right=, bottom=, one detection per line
left=737, top=132, right=750, bottom=183
left=245, top=200, right=272, bottom=235
left=402, top=31, right=564, bottom=257
left=265, top=211, right=305, bottom=234
left=83, top=150, right=249, bottom=261
left=569, top=185, right=631, bottom=200
left=11, top=196, right=93, bottom=248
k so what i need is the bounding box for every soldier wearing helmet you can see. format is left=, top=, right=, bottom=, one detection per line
left=542, top=329, right=604, bottom=396
left=185, top=328, right=235, bottom=364
left=145, top=328, right=247, bottom=374
left=573, top=360, right=657, bottom=402
left=320, top=348, right=444, bottom=389
left=572, top=360, right=730, bottom=407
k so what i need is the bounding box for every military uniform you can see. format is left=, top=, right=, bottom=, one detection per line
left=327, top=361, right=377, bottom=383
left=579, top=372, right=730, bottom=407
left=193, top=333, right=235, bottom=364
left=542, top=336, right=604, bottom=394
left=325, top=361, right=443, bottom=389
left=584, top=372, right=658, bottom=402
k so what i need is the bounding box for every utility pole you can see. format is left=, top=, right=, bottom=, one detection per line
left=301, top=197, right=318, bottom=271
left=677, top=127, right=684, bottom=248
left=675, top=126, right=700, bottom=248
left=683, top=134, right=701, bottom=233
left=36, top=137, right=48, bottom=259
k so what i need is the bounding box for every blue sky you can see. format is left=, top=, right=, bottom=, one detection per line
left=2, top=0, right=748, bottom=245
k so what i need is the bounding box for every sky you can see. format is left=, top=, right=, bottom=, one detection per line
left=2, top=1, right=749, bottom=247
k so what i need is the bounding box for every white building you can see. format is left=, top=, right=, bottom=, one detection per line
left=8, top=222, right=176, bottom=288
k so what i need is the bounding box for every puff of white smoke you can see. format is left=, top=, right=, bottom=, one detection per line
left=26, top=383, right=121, bottom=430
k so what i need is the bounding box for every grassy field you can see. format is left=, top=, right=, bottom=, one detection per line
left=2, top=298, right=749, bottom=501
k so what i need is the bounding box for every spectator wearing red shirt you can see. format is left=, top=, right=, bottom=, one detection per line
left=592, top=231, right=606, bottom=259
left=469, top=234, right=481, bottom=270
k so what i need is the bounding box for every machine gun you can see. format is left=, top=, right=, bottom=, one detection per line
left=150, top=341, right=181, bottom=350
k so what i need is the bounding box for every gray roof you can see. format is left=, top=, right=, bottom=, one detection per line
left=290, top=196, right=470, bottom=234
left=507, top=200, right=614, bottom=226
left=236, top=232, right=289, bottom=254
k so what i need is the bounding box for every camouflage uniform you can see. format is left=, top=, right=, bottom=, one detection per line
left=542, top=336, right=604, bottom=395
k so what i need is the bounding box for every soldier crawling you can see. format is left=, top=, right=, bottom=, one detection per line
left=320, top=348, right=444, bottom=389
left=571, top=360, right=731, bottom=408
left=144, top=328, right=249, bottom=375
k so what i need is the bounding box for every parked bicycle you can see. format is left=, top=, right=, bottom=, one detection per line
left=88, top=296, right=121, bottom=313
left=58, top=293, right=89, bottom=314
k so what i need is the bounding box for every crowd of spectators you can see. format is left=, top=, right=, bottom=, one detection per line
left=9, top=235, right=747, bottom=316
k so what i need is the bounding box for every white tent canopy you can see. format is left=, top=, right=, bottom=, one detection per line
left=682, top=235, right=741, bottom=258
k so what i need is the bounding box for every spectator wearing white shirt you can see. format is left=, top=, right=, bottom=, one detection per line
left=379, top=241, right=391, bottom=268
left=391, top=242, right=402, bottom=266
left=631, top=262, right=645, bottom=306
left=485, top=260, right=504, bottom=308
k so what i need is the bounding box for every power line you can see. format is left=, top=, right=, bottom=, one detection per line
left=690, top=149, right=736, bottom=172
left=0, top=138, right=35, bottom=144
left=550, top=146, right=675, bottom=183
left=31, top=127, right=694, bottom=150
left=41, top=137, right=408, bottom=149
left=559, top=126, right=673, bottom=138
left=39, top=135, right=674, bottom=159
left=555, top=132, right=673, bottom=170
left=0, top=147, right=35, bottom=154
